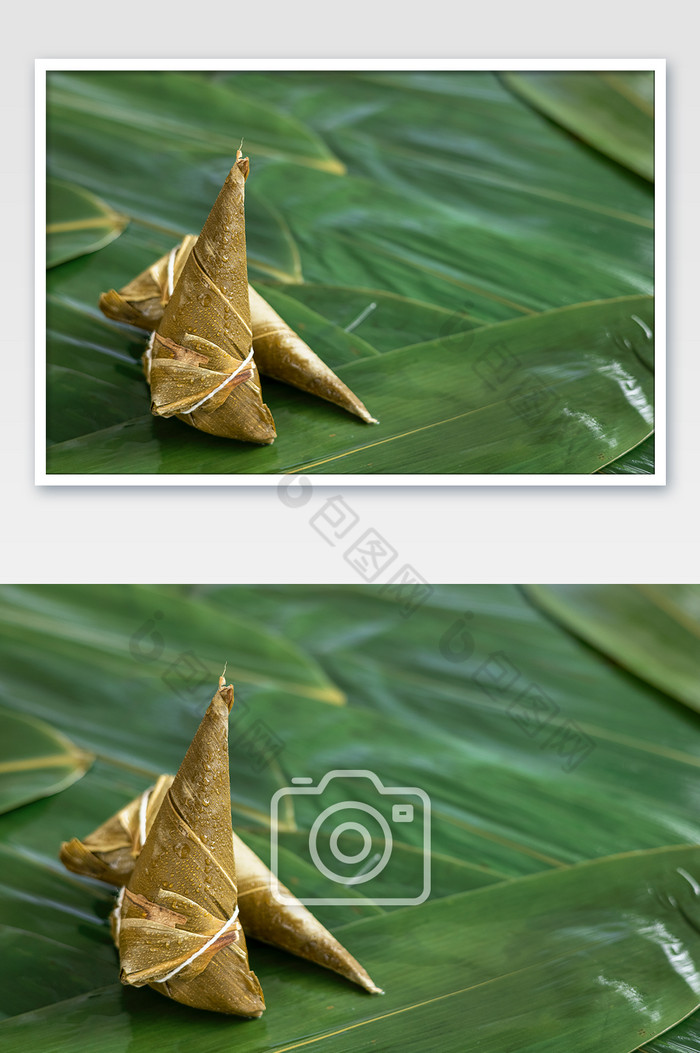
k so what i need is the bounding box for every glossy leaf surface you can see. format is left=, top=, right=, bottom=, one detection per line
left=597, top=434, right=655, bottom=474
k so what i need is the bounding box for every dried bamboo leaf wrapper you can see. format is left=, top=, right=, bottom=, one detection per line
left=114, top=679, right=265, bottom=1016
left=98, top=236, right=197, bottom=331
left=59, top=774, right=172, bottom=885
left=113, top=887, right=242, bottom=985
left=247, top=285, right=377, bottom=423
left=233, top=829, right=382, bottom=994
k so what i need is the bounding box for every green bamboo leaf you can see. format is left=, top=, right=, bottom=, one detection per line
left=48, top=71, right=344, bottom=177
left=0, top=709, right=92, bottom=814
left=204, top=584, right=700, bottom=869
left=646, top=1011, right=700, bottom=1051
left=243, top=191, right=305, bottom=282
left=45, top=295, right=654, bottom=475
left=502, top=71, right=654, bottom=182
left=263, top=283, right=480, bottom=354
left=47, top=178, right=127, bottom=267
left=2, top=847, right=700, bottom=1052
left=232, top=70, right=652, bottom=311
left=523, top=585, right=700, bottom=712
left=0, top=585, right=345, bottom=735
left=597, top=434, right=655, bottom=474
left=254, top=160, right=651, bottom=321
left=0, top=839, right=115, bottom=1019
left=46, top=297, right=146, bottom=445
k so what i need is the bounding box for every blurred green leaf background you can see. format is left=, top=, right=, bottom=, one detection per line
left=0, top=584, right=698, bottom=1051
left=45, top=70, right=655, bottom=474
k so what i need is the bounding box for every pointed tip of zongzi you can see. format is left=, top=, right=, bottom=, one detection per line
left=58, top=837, right=111, bottom=883
left=238, top=409, right=276, bottom=445
left=216, top=674, right=234, bottom=712
left=235, top=149, right=250, bottom=181
left=176, top=408, right=277, bottom=445
left=358, top=976, right=384, bottom=995
left=98, top=288, right=124, bottom=321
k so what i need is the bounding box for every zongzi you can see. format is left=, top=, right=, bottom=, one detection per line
left=112, top=677, right=265, bottom=1016
left=62, top=787, right=382, bottom=993
left=100, top=236, right=377, bottom=425
left=143, top=151, right=276, bottom=444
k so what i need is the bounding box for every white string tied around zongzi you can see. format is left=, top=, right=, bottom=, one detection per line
left=137, top=787, right=152, bottom=849
left=181, top=347, right=255, bottom=415
left=158, top=905, right=240, bottom=983
left=144, top=331, right=156, bottom=382
left=113, top=885, right=126, bottom=943
left=166, top=247, right=177, bottom=298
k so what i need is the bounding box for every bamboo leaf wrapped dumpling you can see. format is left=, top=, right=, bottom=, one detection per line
left=61, top=778, right=382, bottom=995
left=99, top=194, right=377, bottom=426
left=112, top=677, right=265, bottom=1016
left=144, top=151, right=276, bottom=444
